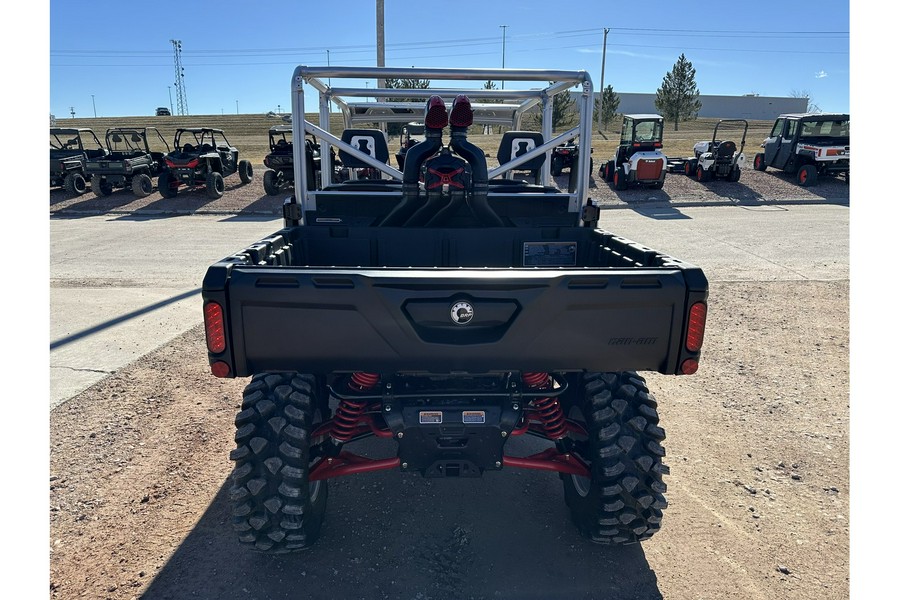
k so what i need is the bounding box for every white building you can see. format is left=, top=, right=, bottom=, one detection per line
left=606, top=93, right=808, bottom=121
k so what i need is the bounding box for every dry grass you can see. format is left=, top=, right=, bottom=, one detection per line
left=62, top=113, right=773, bottom=166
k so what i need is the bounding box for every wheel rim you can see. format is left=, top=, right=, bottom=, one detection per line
left=799, top=169, right=807, bottom=183
left=755, top=156, right=761, bottom=169
left=567, top=406, right=592, bottom=497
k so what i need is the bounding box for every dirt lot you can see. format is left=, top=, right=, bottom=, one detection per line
left=48, top=279, right=849, bottom=599
left=47, top=159, right=850, bottom=599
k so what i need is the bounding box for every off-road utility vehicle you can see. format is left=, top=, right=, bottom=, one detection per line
left=50, top=127, right=107, bottom=195
left=159, top=127, right=253, bottom=199
left=156, top=107, right=171, bottom=116
left=683, top=119, right=748, bottom=182
left=201, top=67, right=708, bottom=554
left=753, top=113, right=849, bottom=186
left=598, top=114, right=667, bottom=190
left=86, top=127, right=170, bottom=198
left=262, top=126, right=337, bottom=196
left=395, top=121, right=425, bottom=171
left=550, top=141, right=593, bottom=178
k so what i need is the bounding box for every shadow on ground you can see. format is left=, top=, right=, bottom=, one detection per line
left=142, top=437, right=663, bottom=600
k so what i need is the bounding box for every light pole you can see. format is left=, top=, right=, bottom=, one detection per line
left=91, top=95, right=96, bottom=118
left=500, top=25, right=508, bottom=89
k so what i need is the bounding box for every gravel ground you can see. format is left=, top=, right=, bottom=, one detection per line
left=49, top=164, right=849, bottom=216
left=48, top=280, right=849, bottom=600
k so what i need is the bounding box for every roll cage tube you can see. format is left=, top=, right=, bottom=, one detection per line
left=288, top=66, right=594, bottom=220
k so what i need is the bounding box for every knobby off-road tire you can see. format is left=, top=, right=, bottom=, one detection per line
left=131, top=173, right=153, bottom=197
left=230, top=372, right=328, bottom=553
left=563, top=371, right=668, bottom=544
left=64, top=172, right=87, bottom=196
left=263, top=170, right=280, bottom=196
left=239, top=160, right=254, bottom=184
left=92, top=176, right=112, bottom=197
left=206, top=171, right=225, bottom=199
left=550, top=158, right=563, bottom=177
left=728, top=166, right=741, bottom=183
left=158, top=171, right=178, bottom=198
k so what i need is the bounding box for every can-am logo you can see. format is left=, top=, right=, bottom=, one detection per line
left=450, top=301, right=474, bottom=325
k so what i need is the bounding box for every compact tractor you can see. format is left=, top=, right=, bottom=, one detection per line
left=599, top=114, right=667, bottom=190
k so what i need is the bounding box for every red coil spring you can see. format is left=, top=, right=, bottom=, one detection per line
left=350, top=372, right=380, bottom=391
left=523, top=372, right=566, bottom=440
left=331, top=399, right=368, bottom=442
left=330, top=373, right=380, bottom=443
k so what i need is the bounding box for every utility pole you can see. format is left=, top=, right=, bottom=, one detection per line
left=91, top=95, right=96, bottom=118
left=326, top=49, right=331, bottom=86
left=597, top=28, right=609, bottom=133
left=168, top=86, right=173, bottom=114
left=376, top=0, right=385, bottom=90
left=70, top=106, right=75, bottom=119
left=170, top=39, right=189, bottom=115
left=236, top=100, right=239, bottom=114
left=500, top=25, right=508, bottom=89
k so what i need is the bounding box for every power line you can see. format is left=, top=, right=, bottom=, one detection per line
left=51, top=26, right=848, bottom=58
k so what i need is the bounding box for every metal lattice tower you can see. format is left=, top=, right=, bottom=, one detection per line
left=170, top=39, right=189, bottom=116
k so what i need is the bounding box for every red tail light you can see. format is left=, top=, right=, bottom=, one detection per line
left=204, top=301, right=226, bottom=353
left=681, top=358, right=699, bottom=375
left=654, top=142, right=662, bottom=148
left=165, top=158, right=176, bottom=168
left=685, top=302, right=707, bottom=352
left=186, top=159, right=199, bottom=169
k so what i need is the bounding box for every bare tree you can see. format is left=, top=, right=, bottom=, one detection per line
left=790, top=89, right=822, bottom=113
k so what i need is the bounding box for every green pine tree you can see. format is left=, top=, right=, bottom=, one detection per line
left=595, top=85, right=620, bottom=130
left=655, top=54, right=702, bottom=131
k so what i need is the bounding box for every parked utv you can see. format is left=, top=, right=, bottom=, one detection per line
left=598, top=114, right=667, bottom=190
left=50, top=128, right=107, bottom=196
left=159, top=128, right=253, bottom=199
left=86, top=127, right=170, bottom=198
left=684, top=119, right=748, bottom=182
left=753, top=113, right=849, bottom=186
left=550, top=142, right=593, bottom=178
left=262, top=126, right=335, bottom=196
left=201, top=67, right=708, bottom=554
left=395, top=122, right=425, bottom=171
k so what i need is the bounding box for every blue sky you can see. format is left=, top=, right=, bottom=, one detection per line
left=48, top=0, right=850, bottom=118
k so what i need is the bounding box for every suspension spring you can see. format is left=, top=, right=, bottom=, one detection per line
left=350, top=372, right=380, bottom=391
left=523, top=372, right=566, bottom=440
left=330, top=373, right=380, bottom=443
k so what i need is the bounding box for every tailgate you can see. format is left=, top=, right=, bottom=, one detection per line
left=209, top=266, right=705, bottom=376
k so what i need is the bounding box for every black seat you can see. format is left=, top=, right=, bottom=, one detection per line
left=339, top=129, right=390, bottom=168
left=182, top=143, right=195, bottom=152
left=717, top=140, right=737, bottom=159
left=497, top=131, right=545, bottom=183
